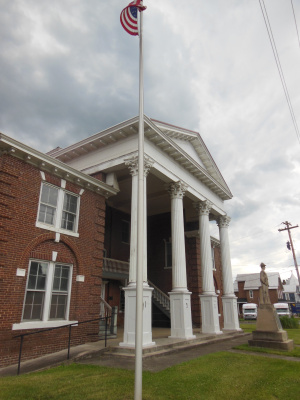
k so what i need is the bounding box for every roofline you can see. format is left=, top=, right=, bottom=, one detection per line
left=0, top=133, right=118, bottom=198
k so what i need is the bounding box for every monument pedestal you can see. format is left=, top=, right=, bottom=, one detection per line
left=249, top=304, right=294, bottom=351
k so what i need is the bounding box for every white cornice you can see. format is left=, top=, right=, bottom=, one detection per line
left=0, top=133, right=118, bottom=198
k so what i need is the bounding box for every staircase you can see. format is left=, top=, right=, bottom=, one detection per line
left=148, top=280, right=170, bottom=327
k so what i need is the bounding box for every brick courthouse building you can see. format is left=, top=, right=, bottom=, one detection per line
left=0, top=116, right=240, bottom=367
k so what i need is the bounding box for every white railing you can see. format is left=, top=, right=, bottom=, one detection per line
left=100, top=297, right=112, bottom=318
left=148, top=280, right=170, bottom=311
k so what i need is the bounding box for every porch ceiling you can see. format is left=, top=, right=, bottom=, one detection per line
left=106, top=170, right=199, bottom=223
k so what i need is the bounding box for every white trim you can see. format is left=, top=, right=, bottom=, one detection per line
left=12, top=320, right=78, bottom=331
left=36, top=182, right=80, bottom=236
left=52, top=251, right=58, bottom=262
left=36, top=221, right=80, bottom=237
left=21, top=260, right=73, bottom=325
left=0, top=132, right=118, bottom=198
left=61, top=179, right=66, bottom=189
left=40, top=171, right=46, bottom=181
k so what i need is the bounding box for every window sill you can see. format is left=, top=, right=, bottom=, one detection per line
left=12, top=320, right=78, bottom=331
left=36, top=222, right=79, bottom=238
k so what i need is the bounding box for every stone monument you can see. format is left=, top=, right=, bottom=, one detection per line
left=248, top=263, right=294, bottom=351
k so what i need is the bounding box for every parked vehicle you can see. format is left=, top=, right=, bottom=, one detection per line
left=242, top=303, right=258, bottom=320
left=274, top=303, right=291, bottom=317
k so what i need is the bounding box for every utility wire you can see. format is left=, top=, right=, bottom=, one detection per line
left=259, top=0, right=300, bottom=144
left=291, top=0, right=300, bottom=51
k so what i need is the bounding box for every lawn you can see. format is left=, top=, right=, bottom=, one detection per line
left=1, top=351, right=299, bottom=400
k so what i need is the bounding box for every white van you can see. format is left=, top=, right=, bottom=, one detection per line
left=273, top=303, right=291, bottom=317
left=242, top=303, right=258, bottom=320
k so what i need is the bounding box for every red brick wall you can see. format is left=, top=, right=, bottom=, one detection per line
left=186, top=236, right=202, bottom=326
left=186, top=237, right=224, bottom=328
left=0, top=154, right=106, bottom=368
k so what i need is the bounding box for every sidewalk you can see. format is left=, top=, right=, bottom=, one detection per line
left=0, top=328, right=251, bottom=376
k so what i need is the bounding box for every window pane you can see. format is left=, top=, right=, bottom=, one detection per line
left=28, top=274, right=37, bottom=290
left=23, top=291, right=44, bottom=320
left=38, top=204, right=56, bottom=225
left=41, top=185, right=58, bottom=206
left=36, top=275, right=46, bottom=290
left=28, top=262, right=47, bottom=290
left=30, top=262, right=38, bottom=275
left=52, top=265, right=70, bottom=292
left=53, top=277, right=60, bottom=291
left=61, top=211, right=75, bottom=231
left=50, top=294, right=67, bottom=319
left=63, top=193, right=77, bottom=214
left=39, top=184, right=58, bottom=225
left=61, top=267, right=69, bottom=279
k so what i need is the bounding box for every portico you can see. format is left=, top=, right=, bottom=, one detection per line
left=51, top=115, right=240, bottom=346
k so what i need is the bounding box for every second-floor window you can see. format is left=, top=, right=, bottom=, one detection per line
left=249, top=290, right=253, bottom=299
left=37, top=183, right=79, bottom=235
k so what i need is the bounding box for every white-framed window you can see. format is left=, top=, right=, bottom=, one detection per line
left=13, top=260, right=75, bottom=330
left=36, top=182, right=80, bottom=237
left=249, top=290, right=253, bottom=299
left=211, top=247, right=216, bottom=270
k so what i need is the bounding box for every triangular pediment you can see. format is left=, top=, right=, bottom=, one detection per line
left=50, top=115, right=232, bottom=200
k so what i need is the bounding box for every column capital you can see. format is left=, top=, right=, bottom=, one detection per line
left=167, top=181, right=188, bottom=199
left=125, top=156, right=153, bottom=177
left=194, top=200, right=212, bottom=216
left=217, top=215, right=231, bottom=228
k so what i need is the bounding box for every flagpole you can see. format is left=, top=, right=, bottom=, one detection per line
left=134, top=4, right=144, bottom=400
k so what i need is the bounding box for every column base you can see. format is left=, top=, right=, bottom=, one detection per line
left=200, top=293, right=222, bottom=335
left=119, top=284, right=156, bottom=348
left=222, top=295, right=242, bottom=331
left=168, top=291, right=196, bottom=339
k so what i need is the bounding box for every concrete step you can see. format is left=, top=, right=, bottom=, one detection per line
left=107, top=331, right=249, bottom=359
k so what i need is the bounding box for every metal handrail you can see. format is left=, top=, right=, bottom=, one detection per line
left=148, top=280, right=170, bottom=310
left=13, top=314, right=113, bottom=376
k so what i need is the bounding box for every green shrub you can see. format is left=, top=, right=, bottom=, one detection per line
left=280, top=316, right=299, bottom=329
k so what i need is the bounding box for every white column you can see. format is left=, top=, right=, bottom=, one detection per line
left=217, top=215, right=241, bottom=331
left=195, top=200, right=222, bottom=335
left=120, top=156, right=155, bottom=348
left=168, top=181, right=195, bottom=339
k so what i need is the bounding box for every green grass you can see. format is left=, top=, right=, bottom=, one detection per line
left=235, top=343, right=300, bottom=358
left=1, top=353, right=300, bottom=400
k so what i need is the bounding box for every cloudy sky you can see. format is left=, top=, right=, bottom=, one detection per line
left=1, top=0, right=300, bottom=282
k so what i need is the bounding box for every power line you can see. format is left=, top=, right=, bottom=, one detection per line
left=231, top=225, right=280, bottom=243
left=291, top=0, right=300, bottom=51
left=259, top=0, right=300, bottom=144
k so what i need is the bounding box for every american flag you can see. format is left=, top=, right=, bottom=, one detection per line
left=120, top=1, right=147, bottom=36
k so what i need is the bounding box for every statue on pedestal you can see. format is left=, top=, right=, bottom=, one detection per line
left=248, top=262, right=294, bottom=351
left=259, top=262, right=271, bottom=305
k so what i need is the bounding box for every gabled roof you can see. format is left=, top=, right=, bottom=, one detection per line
left=284, top=272, right=299, bottom=293
left=235, top=272, right=281, bottom=290
left=0, top=133, right=118, bottom=198
left=50, top=115, right=232, bottom=201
